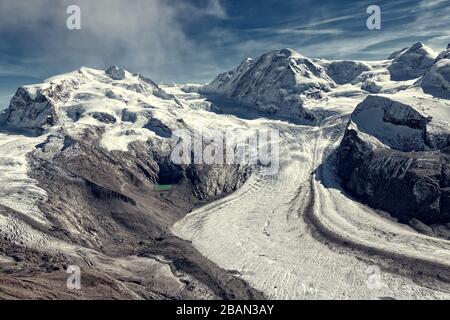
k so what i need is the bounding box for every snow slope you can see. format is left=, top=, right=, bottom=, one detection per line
left=0, top=132, right=48, bottom=225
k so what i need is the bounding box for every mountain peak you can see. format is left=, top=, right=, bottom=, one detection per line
left=202, top=47, right=334, bottom=120
left=276, top=48, right=300, bottom=56
left=264, top=48, right=305, bottom=60
left=388, top=42, right=437, bottom=80
left=408, top=41, right=425, bottom=51
left=105, top=65, right=126, bottom=80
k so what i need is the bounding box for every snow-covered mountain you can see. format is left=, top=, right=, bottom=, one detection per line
left=387, top=42, right=437, bottom=81
left=334, top=42, right=450, bottom=226
left=2, top=42, right=450, bottom=300
left=201, top=48, right=335, bottom=120
left=5, top=66, right=180, bottom=136
left=0, top=65, right=259, bottom=299
left=436, top=43, right=450, bottom=62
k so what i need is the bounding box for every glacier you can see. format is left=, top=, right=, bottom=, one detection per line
left=1, top=41, right=450, bottom=299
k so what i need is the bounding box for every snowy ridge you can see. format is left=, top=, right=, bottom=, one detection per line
left=388, top=42, right=437, bottom=81
left=435, top=43, right=450, bottom=62
left=6, top=66, right=188, bottom=152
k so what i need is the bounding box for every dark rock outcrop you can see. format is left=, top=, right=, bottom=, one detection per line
left=105, top=66, right=126, bottom=80
left=337, top=95, right=450, bottom=225
left=361, top=80, right=382, bottom=93
left=6, top=87, right=59, bottom=132
left=338, top=132, right=450, bottom=224
left=326, top=61, right=371, bottom=84
left=89, top=112, right=117, bottom=124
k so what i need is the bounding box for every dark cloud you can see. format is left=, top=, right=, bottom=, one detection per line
left=0, top=0, right=226, bottom=83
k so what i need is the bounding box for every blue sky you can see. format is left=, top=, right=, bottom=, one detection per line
left=0, top=0, right=449, bottom=107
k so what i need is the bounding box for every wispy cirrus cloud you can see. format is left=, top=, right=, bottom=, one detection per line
left=238, top=0, right=450, bottom=61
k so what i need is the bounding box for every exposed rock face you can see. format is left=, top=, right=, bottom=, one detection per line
left=22, top=129, right=260, bottom=299
left=143, top=118, right=172, bottom=138
left=435, top=44, right=450, bottom=62
left=388, top=42, right=437, bottom=81
left=338, top=131, right=450, bottom=224
left=89, top=111, right=117, bottom=124
left=388, top=47, right=408, bottom=60
left=361, top=80, right=382, bottom=93
left=7, top=89, right=56, bottom=130
left=105, top=66, right=126, bottom=80
left=202, top=48, right=336, bottom=120
left=337, top=95, right=450, bottom=224
left=186, top=164, right=250, bottom=200
left=6, top=85, right=70, bottom=132
left=326, top=61, right=371, bottom=85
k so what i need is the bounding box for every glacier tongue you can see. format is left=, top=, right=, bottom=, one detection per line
left=0, top=132, right=49, bottom=226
